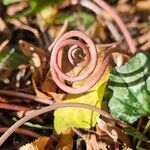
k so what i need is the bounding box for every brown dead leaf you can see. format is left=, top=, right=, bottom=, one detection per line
left=97, top=118, right=118, bottom=142
left=7, top=2, right=28, bottom=16
left=48, top=25, right=64, bottom=40
left=19, top=40, right=50, bottom=58
left=32, top=136, right=51, bottom=150
left=0, top=17, right=6, bottom=32
left=19, top=136, right=51, bottom=150
left=85, top=134, right=108, bottom=150
left=96, top=17, right=108, bottom=42
left=85, top=22, right=97, bottom=39
left=138, top=27, right=150, bottom=51
left=41, top=75, right=65, bottom=101
left=73, top=128, right=109, bottom=150
left=56, top=128, right=74, bottom=150
left=117, top=3, right=131, bottom=13
left=32, top=79, right=52, bottom=100
left=136, top=0, right=150, bottom=11
left=96, top=122, right=131, bottom=148
left=42, top=76, right=57, bottom=93
left=0, top=97, right=8, bottom=103
left=0, top=69, right=12, bottom=82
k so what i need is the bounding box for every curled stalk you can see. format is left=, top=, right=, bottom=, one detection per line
left=50, top=30, right=131, bottom=94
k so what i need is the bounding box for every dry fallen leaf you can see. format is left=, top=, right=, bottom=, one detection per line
left=96, top=121, right=131, bottom=148
left=84, top=134, right=108, bottom=150
left=32, top=79, right=52, bottom=100
left=42, top=76, right=57, bottom=94
left=19, top=136, right=51, bottom=150
left=136, top=0, right=150, bottom=11
left=0, top=97, right=8, bottom=103
left=138, top=27, right=150, bottom=51
left=97, top=118, right=118, bottom=142
left=56, top=128, right=74, bottom=150
left=41, top=73, right=65, bottom=102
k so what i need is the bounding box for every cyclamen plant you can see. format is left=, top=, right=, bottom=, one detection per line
left=0, top=0, right=137, bottom=146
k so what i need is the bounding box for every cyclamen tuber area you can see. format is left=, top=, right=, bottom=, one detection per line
left=0, top=0, right=150, bottom=149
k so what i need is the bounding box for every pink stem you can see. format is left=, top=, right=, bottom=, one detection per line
left=114, top=142, right=119, bottom=150
left=50, top=30, right=131, bottom=94
left=0, top=102, right=128, bottom=146
left=92, top=0, right=136, bottom=53
left=0, top=103, right=30, bottom=111
left=51, top=0, right=136, bottom=94
left=71, top=0, right=136, bottom=53
left=0, top=90, right=53, bottom=105
left=0, top=127, right=40, bottom=138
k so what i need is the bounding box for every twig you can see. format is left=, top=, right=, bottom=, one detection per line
left=36, top=14, right=50, bottom=49
left=19, top=40, right=50, bottom=59
left=0, top=90, right=53, bottom=105
left=96, top=42, right=118, bottom=47
left=73, top=0, right=136, bottom=53
left=93, top=0, right=136, bottom=53
left=0, top=103, right=30, bottom=111
left=80, top=0, right=122, bottom=41
left=0, top=127, right=40, bottom=138
left=106, top=21, right=122, bottom=41
left=114, top=142, right=119, bottom=150
left=48, top=20, right=68, bottom=52
left=0, top=102, right=128, bottom=146
left=72, top=127, right=86, bottom=140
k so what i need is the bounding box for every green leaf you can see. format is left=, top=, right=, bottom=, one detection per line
left=123, top=127, right=150, bottom=142
left=2, top=0, right=21, bottom=5
left=29, top=0, right=64, bottom=13
left=0, top=48, right=30, bottom=69
left=54, top=70, right=109, bottom=134
left=55, top=12, right=95, bottom=28
left=108, top=51, right=150, bottom=124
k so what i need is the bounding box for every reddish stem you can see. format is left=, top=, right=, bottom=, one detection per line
left=71, top=0, right=136, bottom=53
left=51, top=0, right=136, bottom=94
left=0, top=102, right=128, bottom=146
left=114, top=142, right=120, bottom=150
left=50, top=31, right=131, bottom=94
left=0, top=103, right=30, bottom=111
left=93, top=0, right=136, bottom=53
left=0, top=127, right=40, bottom=138
left=0, top=90, right=53, bottom=105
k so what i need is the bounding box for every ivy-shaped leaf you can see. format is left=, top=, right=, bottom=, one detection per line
left=0, top=48, right=30, bottom=69
left=108, top=51, right=150, bottom=124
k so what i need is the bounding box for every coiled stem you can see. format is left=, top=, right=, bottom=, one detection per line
left=50, top=31, right=131, bottom=94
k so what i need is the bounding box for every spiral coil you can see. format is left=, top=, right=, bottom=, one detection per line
left=50, top=0, right=136, bottom=94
